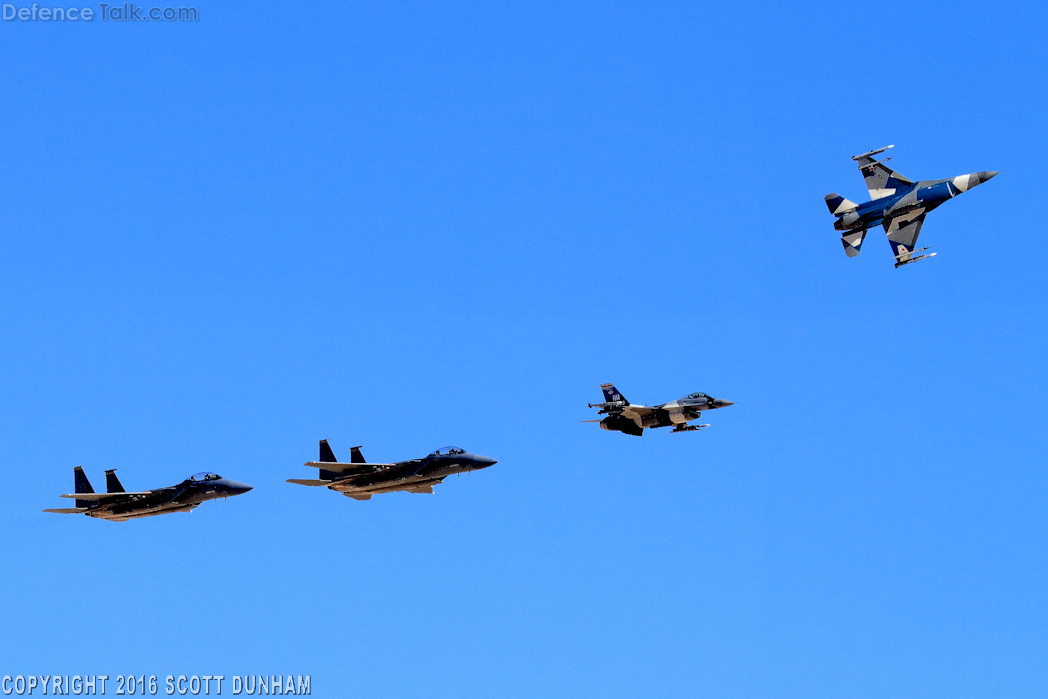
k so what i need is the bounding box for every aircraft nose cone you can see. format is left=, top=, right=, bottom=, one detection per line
left=953, top=171, right=1000, bottom=193
left=228, top=481, right=253, bottom=494
left=474, top=456, right=498, bottom=468
left=714, top=399, right=735, bottom=408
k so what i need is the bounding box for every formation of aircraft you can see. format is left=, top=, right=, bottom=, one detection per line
left=46, top=146, right=997, bottom=516
left=287, top=440, right=498, bottom=501
left=584, top=383, right=734, bottom=436
left=44, top=467, right=252, bottom=521
left=825, top=146, right=998, bottom=267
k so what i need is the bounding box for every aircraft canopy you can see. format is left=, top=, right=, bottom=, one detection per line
left=189, top=472, right=222, bottom=482
left=431, top=447, right=466, bottom=457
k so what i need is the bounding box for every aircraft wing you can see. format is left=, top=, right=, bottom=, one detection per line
left=59, top=491, right=152, bottom=501
left=43, top=507, right=89, bottom=514
left=303, top=461, right=393, bottom=473
left=853, top=146, right=914, bottom=200
left=623, top=405, right=653, bottom=419
left=883, top=211, right=927, bottom=264
left=286, top=479, right=333, bottom=486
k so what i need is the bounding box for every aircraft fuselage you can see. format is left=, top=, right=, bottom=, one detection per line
left=328, top=451, right=497, bottom=498
left=76, top=476, right=253, bottom=522
left=834, top=179, right=957, bottom=232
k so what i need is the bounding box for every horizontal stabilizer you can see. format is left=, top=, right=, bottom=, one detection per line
left=343, top=493, right=373, bottom=501
left=825, top=193, right=858, bottom=215
left=286, top=478, right=332, bottom=487
left=841, top=229, right=868, bottom=257
left=304, top=461, right=392, bottom=473
left=60, top=491, right=150, bottom=501
left=43, top=507, right=89, bottom=514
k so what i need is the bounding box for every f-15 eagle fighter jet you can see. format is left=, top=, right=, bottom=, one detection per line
left=584, top=383, right=734, bottom=436
left=288, top=440, right=498, bottom=501
left=44, top=467, right=253, bottom=521
left=825, top=145, right=998, bottom=267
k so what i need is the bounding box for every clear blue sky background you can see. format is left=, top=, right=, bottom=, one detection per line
left=2, top=1, right=1046, bottom=696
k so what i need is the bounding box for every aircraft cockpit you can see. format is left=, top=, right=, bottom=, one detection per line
left=189, top=472, right=222, bottom=482
left=431, top=447, right=466, bottom=457
left=685, top=392, right=709, bottom=400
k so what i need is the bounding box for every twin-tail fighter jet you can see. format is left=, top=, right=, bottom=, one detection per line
left=287, top=440, right=498, bottom=500
left=825, top=146, right=998, bottom=267
left=584, top=383, right=734, bottom=436
left=44, top=467, right=253, bottom=521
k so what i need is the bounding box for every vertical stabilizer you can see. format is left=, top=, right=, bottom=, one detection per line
left=73, top=466, right=94, bottom=509
left=349, top=446, right=366, bottom=464
left=105, top=469, right=126, bottom=493
left=318, top=439, right=341, bottom=481
left=319, top=439, right=338, bottom=463
left=600, top=383, right=628, bottom=404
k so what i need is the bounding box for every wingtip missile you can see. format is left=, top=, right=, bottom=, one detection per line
left=852, top=144, right=894, bottom=161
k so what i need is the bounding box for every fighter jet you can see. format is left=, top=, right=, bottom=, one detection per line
left=825, top=146, right=998, bottom=267
left=584, top=383, right=734, bottom=436
left=287, top=440, right=498, bottom=501
left=44, top=467, right=253, bottom=522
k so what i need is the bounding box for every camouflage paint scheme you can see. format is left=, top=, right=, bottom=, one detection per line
left=288, top=440, right=498, bottom=501
left=44, top=467, right=253, bottom=522
left=584, top=383, right=734, bottom=436
left=825, top=146, right=998, bottom=267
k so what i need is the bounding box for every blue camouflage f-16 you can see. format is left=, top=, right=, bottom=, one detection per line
left=825, top=146, right=998, bottom=267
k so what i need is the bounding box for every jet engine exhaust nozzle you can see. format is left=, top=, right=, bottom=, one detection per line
left=834, top=211, right=861, bottom=231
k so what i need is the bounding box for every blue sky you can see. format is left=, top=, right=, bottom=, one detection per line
left=1, top=1, right=1046, bottom=696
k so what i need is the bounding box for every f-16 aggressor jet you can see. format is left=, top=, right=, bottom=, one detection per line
left=288, top=440, right=498, bottom=501
left=584, top=383, right=734, bottom=436
left=44, top=467, right=253, bottom=521
left=825, top=146, right=998, bottom=267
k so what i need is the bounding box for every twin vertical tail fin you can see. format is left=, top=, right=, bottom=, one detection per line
left=105, top=470, right=126, bottom=493
left=319, top=439, right=338, bottom=463
left=318, top=439, right=342, bottom=481
left=73, top=466, right=94, bottom=509
left=318, top=439, right=366, bottom=480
